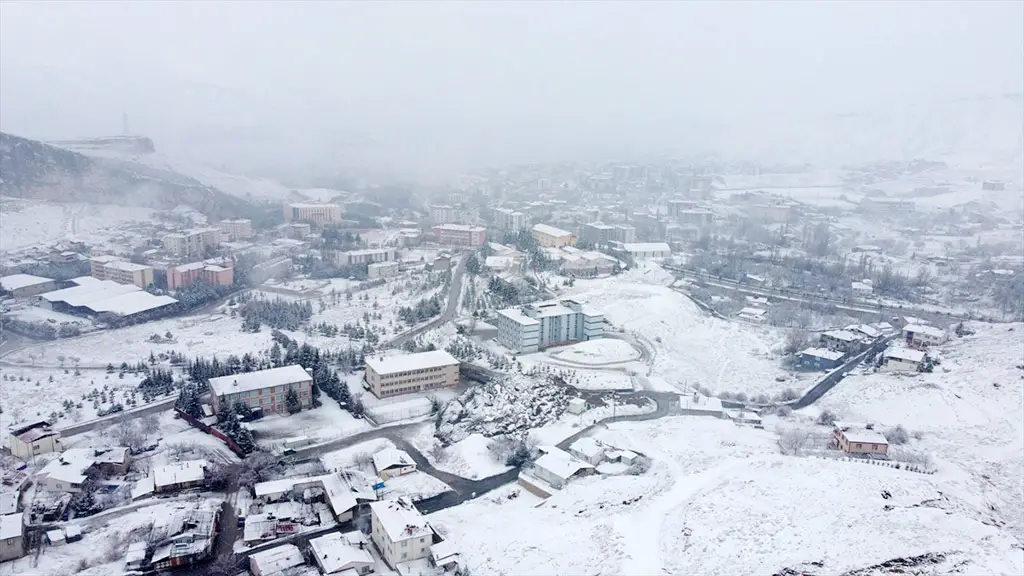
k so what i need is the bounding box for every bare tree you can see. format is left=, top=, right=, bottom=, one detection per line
left=778, top=427, right=815, bottom=456
left=816, top=409, right=837, bottom=426
left=114, top=415, right=146, bottom=453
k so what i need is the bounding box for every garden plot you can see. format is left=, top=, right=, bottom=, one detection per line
left=563, top=264, right=791, bottom=397
left=247, top=401, right=370, bottom=446
left=547, top=339, right=640, bottom=365
left=810, top=321, right=1024, bottom=540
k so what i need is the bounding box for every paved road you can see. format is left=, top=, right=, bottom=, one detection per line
left=388, top=253, right=469, bottom=348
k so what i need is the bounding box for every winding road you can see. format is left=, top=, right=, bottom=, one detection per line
left=387, top=252, right=468, bottom=348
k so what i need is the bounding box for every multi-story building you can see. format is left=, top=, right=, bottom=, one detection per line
left=364, top=351, right=460, bottom=398
left=208, top=364, right=313, bottom=415
left=431, top=224, right=486, bottom=247
left=429, top=205, right=458, bottom=224
left=493, top=208, right=526, bottom=233
left=282, top=203, right=344, bottom=225
left=369, top=498, right=433, bottom=569
left=580, top=222, right=615, bottom=245
left=89, top=256, right=155, bottom=288
left=531, top=223, right=575, bottom=247
left=678, top=210, right=714, bottom=226
left=496, top=299, right=604, bottom=353
left=611, top=225, right=636, bottom=244
left=219, top=219, right=253, bottom=240
left=9, top=421, right=62, bottom=459
left=332, top=248, right=397, bottom=267
left=0, top=513, right=25, bottom=563
left=167, top=261, right=234, bottom=291
left=667, top=199, right=700, bottom=219
left=163, top=228, right=221, bottom=259
left=616, top=242, right=671, bottom=260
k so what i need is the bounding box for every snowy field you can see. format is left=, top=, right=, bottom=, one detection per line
left=319, top=438, right=451, bottom=500
left=248, top=401, right=370, bottom=445
left=430, top=416, right=1024, bottom=576
left=546, top=339, right=640, bottom=365
left=409, top=430, right=512, bottom=480
left=809, top=321, right=1024, bottom=540
left=562, top=265, right=791, bottom=396
left=0, top=197, right=155, bottom=252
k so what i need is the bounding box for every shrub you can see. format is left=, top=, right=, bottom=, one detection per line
left=778, top=426, right=815, bottom=455
left=816, top=409, right=837, bottom=426
left=625, top=456, right=652, bottom=475
left=777, top=388, right=799, bottom=402
left=884, top=425, right=910, bottom=445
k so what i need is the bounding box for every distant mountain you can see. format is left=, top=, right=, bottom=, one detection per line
left=0, top=131, right=262, bottom=220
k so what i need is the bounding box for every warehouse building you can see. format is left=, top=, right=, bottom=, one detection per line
left=38, top=278, right=178, bottom=320
left=364, top=351, right=460, bottom=398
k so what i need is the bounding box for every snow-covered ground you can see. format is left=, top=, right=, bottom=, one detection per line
left=0, top=197, right=155, bottom=253
left=546, top=339, right=640, bottom=365
left=379, top=470, right=451, bottom=501
left=430, top=416, right=1024, bottom=576
left=809, top=321, right=1024, bottom=540
left=319, top=438, right=450, bottom=500
left=409, top=430, right=512, bottom=480
left=248, top=401, right=370, bottom=446
left=562, top=264, right=791, bottom=396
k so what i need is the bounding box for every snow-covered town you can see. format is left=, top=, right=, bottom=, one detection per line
left=1, top=4, right=1023, bottom=576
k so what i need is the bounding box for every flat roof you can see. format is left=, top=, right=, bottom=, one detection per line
left=103, top=260, right=151, bottom=272
left=622, top=242, right=671, bottom=253
left=250, top=544, right=305, bottom=574
left=309, top=531, right=375, bottom=573
left=0, top=274, right=55, bottom=291
left=209, top=364, right=311, bottom=397
left=904, top=324, right=945, bottom=338
left=496, top=308, right=541, bottom=326
left=87, top=291, right=178, bottom=316
left=365, top=350, right=460, bottom=376
left=153, top=459, right=207, bottom=488
left=369, top=498, right=431, bottom=543
left=799, top=348, right=845, bottom=361
left=569, top=437, right=604, bottom=459
left=532, top=223, right=572, bottom=237
left=432, top=224, right=486, bottom=232
left=885, top=348, right=926, bottom=363
left=40, top=280, right=140, bottom=307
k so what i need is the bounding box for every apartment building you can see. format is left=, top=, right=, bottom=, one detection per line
left=617, top=242, right=671, bottom=260
left=429, top=205, right=458, bottom=224
left=282, top=203, right=344, bottom=225
left=611, top=224, right=636, bottom=243
left=208, top=364, right=313, bottom=415
left=532, top=223, right=575, bottom=247
left=167, top=261, right=234, bottom=291
left=364, top=351, right=460, bottom=398
left=89, top=255, right=155, bottom=288
left=163, top=228, right=220, bottom=259
left=581, top=222, right=615, bottom=245
left=493, top=208, right=526, bottom=233
left=219, top=219, right=253, bottom=240
left=496, top=299, right=604, bottom=353
left=369, top=498, right=433, bottom=569
left=332, top=248, right=397, bottom=267
left=432, top=224, right=486, bottom=247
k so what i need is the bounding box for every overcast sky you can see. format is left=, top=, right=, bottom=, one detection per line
left=1, top=1, right=1022, bottom=179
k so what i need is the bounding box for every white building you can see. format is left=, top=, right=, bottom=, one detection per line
left=369, top=497, right=434, bottom=568
left=902, top=324, right=947, bottom=347
left=881, top=348, right=926, bottom=373
left=9, top=421, right=62, bottom=460
left=429, top=205, right=459, bottom=224
left=249, top=544, right=305, bottom=576
left=0, top=513, right=24, bottom=562
left=568, top=437, right=605, bottom=465
left=364, top=350, right=461, bottom=398
left=531, top=446, right=595, bottom=489
left=373, top=448, right=417, bottom=480
left=310, top=531, right=375, bottom=575
left=368, top=261, right=400, bottom=279
left=495, top=299, right=604, bottom=353
left=619, top=242, right=671, bottom=259
left=493, top=208, right=526, bottom=232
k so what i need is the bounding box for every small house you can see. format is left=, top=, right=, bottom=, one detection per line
left=881, top=348, right=926, bottom=373
left=9, top=421, right=62, bottom=460
left=725, top=410, right=763, bottom=428
left=566, top=398, right=587, bottom=415
left=568, top=437, right=605, bottom=466
left=430, top=539, right=460, bottom=572
left=531, top=447, right=596, bottom=490
left=124, top=541, right=148, bottom=571
left=310, top=530, right=375, bottom=574
left=831, top=422, right=889, bottom=456
left=820, top=330, right=863, bottom=353
left=0, top=513, right=24, bottom=562
left=903, top=324, right=947, bottom=347
left=736, top=307, right=767, bottom=323
left=153, top=460, right=207, bottom=493
left=249, top=544, right=305, bottom=576
left=46, top=529, right=66, bottom=546
left=373, top=448, right=417, bottom=480
left=796, top=348, right=845, bottom=371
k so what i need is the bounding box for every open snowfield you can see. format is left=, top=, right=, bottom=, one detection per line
left=562, top=265, right=791, bottom=396
left=431, top=416, right=1023, bottom=576
left=809, top=321, right=1024, bottom=540
left=0, top=197, right=155, bottom=253
left=248, top=401, right=370, bottom=445
left=547, top=339, right=640, bottom=365
left=408, top=430, right=512, bottom=480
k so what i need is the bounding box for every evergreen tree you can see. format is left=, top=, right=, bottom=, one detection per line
left=285, top=388, right=301, bottom=414
left=234, top=401, right=253, bottom=421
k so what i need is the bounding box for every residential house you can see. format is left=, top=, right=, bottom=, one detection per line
left=364, top=351, right=460, bottom=399
left=148, top=504, right=219, bottom=570
left=35, top=450, right=98, bottom=493
left=831, top=422, right=889, bottom=456
left=9, top=421, right=62, bottom=459
left=373, top=448, right=417, bottom=480
left=249, top=544, right=305, bottom=576
left=568, top=437, right=605, bottom=466
left=903, top=324, right=947, bottom=347
left=253, top=474, right=357, bottom=523
left=123, top=541, right=148, bottom=571
left=796, top=348, right=845, bottom=371
left=820, top=330, right=863, bottom=354
left=430, top=540, right=460, bottom=572
left=0, top=513, right=25, bottom=562
left=530, top=446, right=595, bottom=490
left=310, top=530, right=375, bottom=574
left=736, top=307, right=767, bottom=323
left=369, top=497, right=434, bottom=568
left=208, top=364, right=313, bottom=415
left=153, top=460, right=208, bottom=493
left=880, top=348, right=927, bottom=373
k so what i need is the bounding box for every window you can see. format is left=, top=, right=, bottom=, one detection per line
left=419, top=537, right=425, bottom=543
left=402, top=553, right=408, bottom=559
left=402, top=540, right=408, bottom=548
left=854, top=443, right=862, bottom=449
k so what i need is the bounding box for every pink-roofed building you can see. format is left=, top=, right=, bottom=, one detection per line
left=167, top=261, right=234, bottom=291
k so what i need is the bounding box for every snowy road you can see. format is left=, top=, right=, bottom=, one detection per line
left=388, top=252, right=468, bottom=347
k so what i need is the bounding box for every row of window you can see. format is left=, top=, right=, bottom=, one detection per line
left=380, top=365, right=448, bottom=380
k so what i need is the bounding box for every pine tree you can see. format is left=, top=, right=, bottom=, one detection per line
left=285, top=388, right=301, bottom=414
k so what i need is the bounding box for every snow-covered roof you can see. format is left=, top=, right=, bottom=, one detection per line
left=496, top=307, right=541, bottom=326
left=37, top=449, right=97, bottom=486
left=209, top=364, right=311, bottom=397
left=904, top=324, right=945, bottom=338
left=533, top=446, right=595, bottom=482
left=621, top=242, right=671, bottom=254
left=254, top=475, right=357, bottom=517
left=369, top=497, right=431, bottom=543
left=373, top=448, right=415, bottom=473
left=152, top=459, right=207, bottom=488
left=569, top=437, right=605, bottom=459
left=432, top=224, right=486, bottom=232
left=822, top=329, right=861, bottom=342
left=365, top=351, right=459, bottom=376
left=0, top=274, right=55, bottom=291
left=39, top=280, right=140, bottom=307
left=125, top=541, right=148, bottom=564
left=430, top=540, right=460, bottom=565
left=485, top=256, right=514, bottom=269
left=737, top=307, right=767, bottom=318
left=799, top=347, right=845, bottom=361
left=103, top=260, right=151, bottom=272
left=885, top=348, right=926, bottom=363
left=86, top=291, right=178, bottom=316
left=309, top=531, right=374, bottom=573
left=841, top=428, right=889, bottom=445
left=0, top=492, right=17, bottom=516
left=0, top=513, right=22, bottom=540
left=847, top=324, right=881, bottom=339
left=532, top=223, right=572, bottom=237
left=250, top=544, right=305, bottom=575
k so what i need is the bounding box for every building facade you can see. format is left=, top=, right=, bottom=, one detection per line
left=493, top=208, right=526, bottom=233
left=167, top=261, right=234, bottom=291
left=429, top=205, right=458, bottom=224
left=0, top=274, right=59, bottom=298
left=163, top=228, right=220, bottom=259
left=611, top=225, right=636, bottom=244
left=282, top=203, right=344, bottom=225
left=532, top=224, right=575, bottom=247
left=432, top=224, right=486, bottom=247
left=581, top=222, right=615, bottom=245
left=208, top=364, right=314, bottom=414
left=364, top=351, right=460, bottom=398
left=831, top=424, right=889, bottom=456
left=89, top=256, right=155, bottom=288
left=9, top=421, right=62, bottom=459
left=219, top=219, right=253, bottom=240
left=369, top=498, right=433, bottom=569
left=496, top=299, right=604, bottom=353
left=0, top=513, right=24, bottom=562
left=618, top=242, right=671, bottom=260
left=332, top=248, right=397, bottom=267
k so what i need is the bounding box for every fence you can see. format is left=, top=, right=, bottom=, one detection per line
left=173, top=408, right=248, bottom=458
left=363, top=402, right=434, bottom=426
